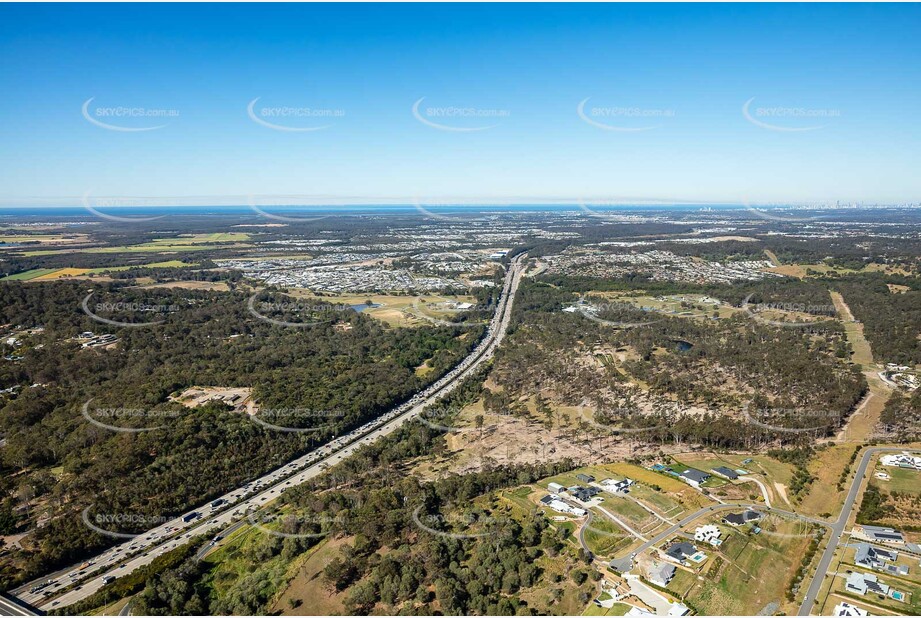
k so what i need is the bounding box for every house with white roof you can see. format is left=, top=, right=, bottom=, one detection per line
left=880, top=453, right=921, bottom=471
left=694, top=524, right=722, bottom=546
left=600, top=477, right=635, bottom=494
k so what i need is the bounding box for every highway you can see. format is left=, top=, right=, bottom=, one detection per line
left=0, top=593, right=38, bottom=617
left=797, top=446, right=921, bottom=616
left=17, top=254, right=526, bottom=612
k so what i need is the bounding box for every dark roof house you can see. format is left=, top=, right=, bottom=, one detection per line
left=712, top=466, right=739, bottom=480
left=664, top=542, right=698, bottom=563
left=678, top=469, right=711, bottom=486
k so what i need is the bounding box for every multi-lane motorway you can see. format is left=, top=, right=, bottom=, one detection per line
left=14, top=255, right=526, bottom=613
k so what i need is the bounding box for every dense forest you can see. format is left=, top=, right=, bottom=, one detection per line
left=127, top=368, right=590, bottom=616
left=832, top=273, right=921, bottom=365
left=489, top=278, right=865, bottom=449
left=0, top=280, right=482, bottom=586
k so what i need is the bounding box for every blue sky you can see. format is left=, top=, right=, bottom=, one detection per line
left=1, top=3, right=919, bottom=206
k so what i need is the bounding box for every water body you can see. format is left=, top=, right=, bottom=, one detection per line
left=673, top=340, right=694, bottom=352
left=351, top=303, right=382, bottom=312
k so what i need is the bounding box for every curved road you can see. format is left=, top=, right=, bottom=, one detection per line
left=19, top=255, right=527, bottom=612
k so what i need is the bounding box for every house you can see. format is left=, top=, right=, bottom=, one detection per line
left=880, top=453, right=921, bottom=471
left=664, top=542, right=699, bottom=565
left=667, top=603, right=690, bottom=616
left=834, top=602, right=870, bottom=616
left=858, top=525, right=905, bottom=544
left=601, top=477, right=635, bottom=494
left=648, top=563, right=676, bottom=587
left=711, top=466, right=739, bottom=480
left=548, top=482, right=565, bottom=494
left=854, top=543, right=909, bottom=575
left=678, top=468, right=710, bottom=488
left=722, top=510, right=762, bottom=526
left=625, top=608, right=656, bottom=617
left=571, top=486, right=601, bottom=502
left=694, top=524, right=722, bottom=546
left=542, top=496, right=586, bottom=517
left=845, top=572, right=889, bottom=596
left=576, top=473, right=595, bottom=483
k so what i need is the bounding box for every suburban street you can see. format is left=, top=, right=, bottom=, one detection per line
left=797, top=446, right=921, bottom=616
left=14, top=255, right=526, bottom=613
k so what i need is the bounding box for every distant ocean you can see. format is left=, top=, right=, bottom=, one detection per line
left=0, top=203, right=743, bottom=218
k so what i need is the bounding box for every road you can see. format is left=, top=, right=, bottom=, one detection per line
left=0, top=593, right=38, bottom=617
left=19, top=255, right=526, bottom=612
left=625, top=502, right=829, bottom=560
left=797, top=446, right=921, bottom=616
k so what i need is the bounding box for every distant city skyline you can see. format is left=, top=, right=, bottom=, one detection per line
left=2, top=3, right=920, bottom=204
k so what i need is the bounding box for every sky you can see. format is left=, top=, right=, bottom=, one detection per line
left=1, top=2, right=920, bottom=207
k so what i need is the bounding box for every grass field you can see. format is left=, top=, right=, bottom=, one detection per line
left=583, top=602, right=631, bottom=616
left=1, top=268, right=59, bottom=280
left=284, top=291, right=480, bottom=328
left=583, top=515, right=632, bottom=557
left=1, top=261, right=199, bottom=281
left=599, top=497, right=656, bottom=529
left=21, top=233, right=252, bottom=256
left=798, top=444, right=860, bottom=517
left=879, top=466, right=921, bottom=495
left=269, top=536, right=351, bottom=615
left=665, top=520, right=813, bottom=615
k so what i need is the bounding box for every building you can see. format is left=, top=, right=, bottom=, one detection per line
left=711, top=466, right=739, bottom=480
left=548, top=482, right=565, bottom=494
left=667, top=603, right=691, bottom=616
left=722, top=510, right=762, bottom=526
left=625, top=608, right=655, bottom=617
left=571, top=486, right=601, bottom=502
left=678, top=468, right=711, bottom=488
left=845, top=572, right=889, bottom=596
left=541, top=495, right=586, bottom=517
left=601, top=477, right=635, bottom=494
left=647, top=563, right=676, bottom=587
left=663, top=542, right=699, bottom=565
left=576, top=473, right=595, bottom=483
left=694, top=524, right=722, bottom=546
left=880, top=453, right=921, bottom=470
left=854, top=543, right=909, bottom=576
left=834, top=602, right=870, bottom=616
left=858, top=525, right=905, bottom=544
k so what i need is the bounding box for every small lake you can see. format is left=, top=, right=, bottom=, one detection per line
left=673, top=339, right=694, bottom=352
left=351, top=303, right=382, bottom=312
